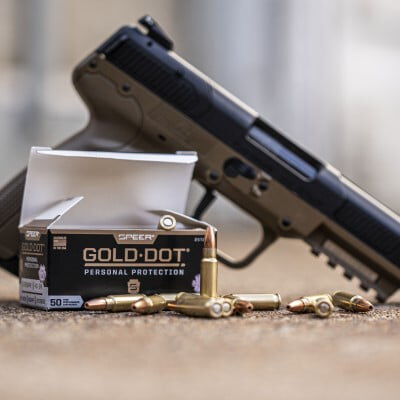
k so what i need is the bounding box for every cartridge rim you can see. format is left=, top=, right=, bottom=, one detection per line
left=314, top=298, right=333, bottom=318
left=221, top=299, right=234, bottom=317
left=275, top=293, right=282, bottom=309
left=158, top=215, right=177, bottom=231
left=210, top=302, right=223, bottom=317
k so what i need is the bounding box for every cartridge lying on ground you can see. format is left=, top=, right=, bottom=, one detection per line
left=287, top=294, right=333, bottom=318
left=131, top=294, right=168, bottom=314
left=84, top=294, right=144, bottom=312
left=314, top=298, right=334, bottom=318
left=200, top=226, right=218, bottom=298
left=224, top=293, right=281, bottom=310
left=175, top=292, right=234, bottom=317
left=168, top=292, right=224, bottom=318
left=332, top=291, right=374, bottom=312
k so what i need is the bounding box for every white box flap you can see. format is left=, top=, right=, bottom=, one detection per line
left=20, top=147, right=197, bottom=228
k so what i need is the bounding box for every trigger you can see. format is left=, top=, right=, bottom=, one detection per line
left=192, top=189, right=216, bottom=220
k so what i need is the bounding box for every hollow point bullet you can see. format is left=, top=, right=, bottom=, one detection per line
left=332, top=291, right=374, bottom=312
left=232, top=299, right=254, bottom=315
left=286, top=298, right=313, bottom=313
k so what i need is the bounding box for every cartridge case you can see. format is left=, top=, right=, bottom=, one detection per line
left=220, top=297, right=234, bottom=317
left=314, top=298, right=334, bottom=318
left=287, top=294, right=332, bottom=314
left=175, top=292, right=232, bottom=316
left=200, top=250, right=218, bottom=298
left=131, top=294, right=167, bottom=314
left=200, top=226, right=218, bottom=298
left=158, top=215, right=177, bottom=231
left=85, top=294, right=144, bottom=312
left=169, top=292, right=224, bottom=318
left=157, top=293, right=179, bottom=302
left=332, top=291, right=373, bottom=312
left=224, top=293, right=281, bottom=310
left=175, top=292, right=201, bottom=304
left=308, top=294, right=333, bottom=302
left=105, top=294, right=145, bottom=312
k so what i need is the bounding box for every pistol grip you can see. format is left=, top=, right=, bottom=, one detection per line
left=217, top=225, right=277, bottom=269
left=0, top=169, right=26, bottom=275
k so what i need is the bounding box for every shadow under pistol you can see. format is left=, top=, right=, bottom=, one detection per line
left=0, top=15, right=399, bottom=302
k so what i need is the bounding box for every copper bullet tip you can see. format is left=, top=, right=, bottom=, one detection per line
left=233, top=300, right=254, bottom=315
left=84, top=298, right=108, bottom=311
left=204, top=226, right=216, bottom=249
left=354, top=298, right=374, bottom=312
left=286, top=299, right=305, bottom=312
left=131, top=298, right=148, bottom=313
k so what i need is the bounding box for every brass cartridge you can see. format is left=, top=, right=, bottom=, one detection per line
left=169, top=292, right=224, bottom=318
left=332, top=291, right=373, bottom=312
left=224, top=293, right=281, bottom=310
left=84, top=294, right=144, bottom=312
left=200, top=226, right=218, bottom=298
left=220, top=297, right=234, bottom=317
left=131, top=294, right=167, bottom=314
left=175, top=292, right=233, bottom=317
left=287, top=294, right=333, bottom=314
left=314, top=298, right=334, bottom=318
left=157, top=293, right=179, bottom=302
left=158, top=215, right=177, bottom=231
left=175, top=292, right=201, bottom=304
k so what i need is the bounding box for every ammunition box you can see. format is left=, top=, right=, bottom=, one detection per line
left=19, top=225, right=206, bottom=310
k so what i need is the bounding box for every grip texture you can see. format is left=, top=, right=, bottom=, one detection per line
left=0, top=170, right=26, bottom=275
left=0, top=170, right=26, bottom=228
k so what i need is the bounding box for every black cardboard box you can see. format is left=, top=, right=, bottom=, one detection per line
left=20, top=220, right=205, bottom=310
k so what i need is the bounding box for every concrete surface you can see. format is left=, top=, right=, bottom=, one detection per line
left=0, top=239, right=399, bottom=400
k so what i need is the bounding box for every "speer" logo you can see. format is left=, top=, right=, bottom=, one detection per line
left=24, top=230, right=41, bottom=241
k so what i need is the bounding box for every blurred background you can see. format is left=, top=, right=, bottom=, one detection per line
left=0, top=0, right=399, bottom=287
left=1, top=0, right=400, bottom=204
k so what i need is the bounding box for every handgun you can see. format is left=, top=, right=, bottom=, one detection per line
left=0, top=15, right=399, bottom=301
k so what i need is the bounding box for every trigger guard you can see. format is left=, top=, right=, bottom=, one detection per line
left=192, top=188, right=216, bottom=220
left=217, top=226, right=277, bottom=269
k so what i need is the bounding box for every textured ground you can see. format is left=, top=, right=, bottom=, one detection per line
left=0, top=239, right=399, bottom=400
